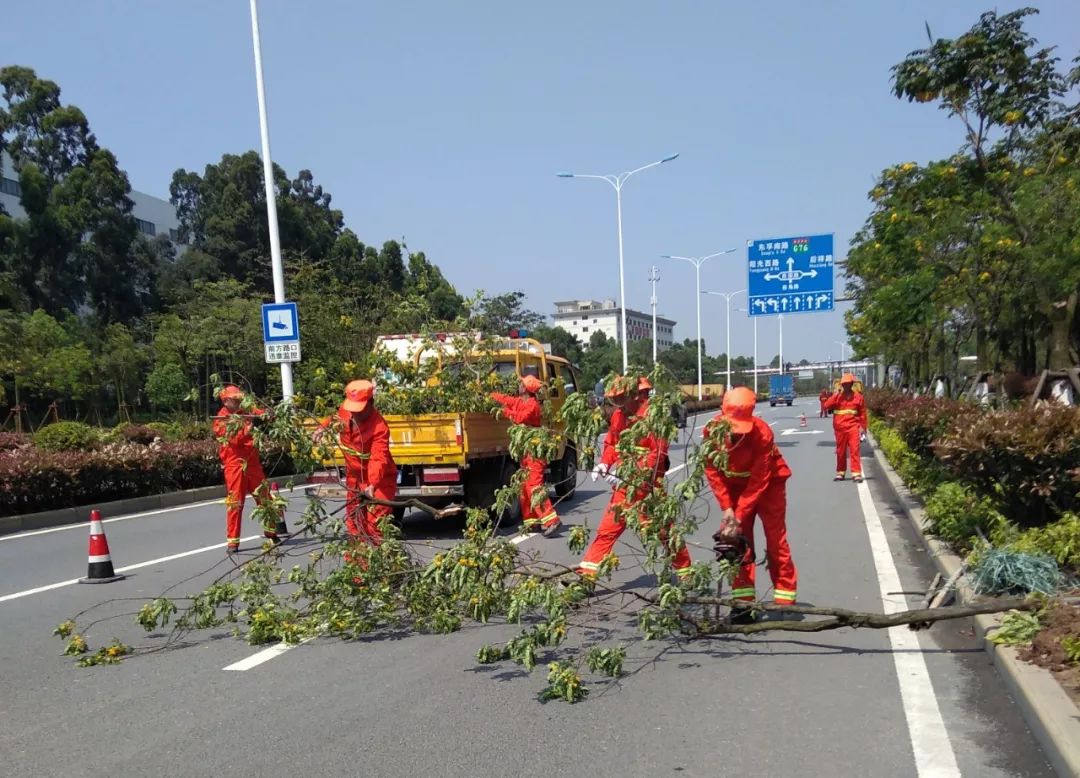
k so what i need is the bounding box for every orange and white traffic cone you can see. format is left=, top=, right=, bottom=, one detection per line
left=79, top=510, right=125, bottom=584
left=800, top=413, right=807, bottom=428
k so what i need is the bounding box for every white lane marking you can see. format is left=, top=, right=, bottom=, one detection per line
left=779, top=428, right=823, bottom=436
left=223, top=637, right=315, bottom=671
left=0, top=536, right=262, bottom=604
left=856, top=479, right=960, bottom=777
left=0, top=483, right=320, bottom=543
left=511, top=533, right=533, bottom=545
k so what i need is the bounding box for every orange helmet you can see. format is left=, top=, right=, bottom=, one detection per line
left=219, top=385, right=245, bottom=400
left=521, top=375, right=544, bottom=394
left=342, top=379, right=374, bottom=412
left=637, top=376, right=653, bottom=393
left=604, top=375, right=629, bottom=398
left=720, top=386, right=756, bottom=434
left=841, top=373, right=857, bottom=385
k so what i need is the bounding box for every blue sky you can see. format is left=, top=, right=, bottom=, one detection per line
left=5, top=1, right=1079, bottom=364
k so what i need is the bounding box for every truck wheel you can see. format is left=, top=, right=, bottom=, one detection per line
left=391, top=506, right=407, bottom=530
left=787, top=401, right=793, bottom=407
left=553, top=445, right=577, bottom=500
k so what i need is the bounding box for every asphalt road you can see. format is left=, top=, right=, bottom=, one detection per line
left=0, top=402, right=1055, bottom=777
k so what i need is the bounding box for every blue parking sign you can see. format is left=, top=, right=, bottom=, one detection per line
left=747, top=234, right=834, bottom=316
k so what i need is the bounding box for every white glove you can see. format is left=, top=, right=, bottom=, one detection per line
left=860, top=431, right=866, bottom=443
left=591, top=463, right=608, bottom=482
left=604, top=472, right=620, bottom=487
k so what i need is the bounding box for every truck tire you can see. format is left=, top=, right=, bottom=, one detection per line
left=392, top=505, right=407, bottom=529
left=787, top=400, right=793, bottom=406
left=553, top=444, right=577, bottom=500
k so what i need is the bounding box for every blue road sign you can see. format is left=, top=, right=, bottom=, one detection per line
left=261, top=302, right=299, bottom=343
left=747, top=234, right=834, bottom=317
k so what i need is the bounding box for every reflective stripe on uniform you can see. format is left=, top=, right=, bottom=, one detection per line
left=730, top=587, right=756, bottom=599
left=833, top=409, right=858, bottom=415
left=774, top=589, right=797, bottom=601
left=578, top=560, right=600, bottom=571
left=723, top=469, right=751, bottom=478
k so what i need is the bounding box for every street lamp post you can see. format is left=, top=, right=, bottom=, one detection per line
left=834, top=340, right=848, bottom=365
left=648, top=266, right=660, bottom=365
left=703, top=289, right=747, bottom=393
left=557, top=154, right=679, bottom=373
left=248, top=0, right=293, bottom=400
left=662, top=249, right=736, bottom=400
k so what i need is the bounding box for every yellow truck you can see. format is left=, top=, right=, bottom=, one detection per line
left=323, top=335, right=583, bottom=524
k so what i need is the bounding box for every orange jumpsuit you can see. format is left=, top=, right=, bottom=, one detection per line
left=818, top=389, right=830, bottom=418
left=213, top=407, right=273, bottom=548
left=823, top=390, right=867, bottom=477
left=492, top=392, right=560, bottom=531
left=578, top=401, right=691, bottom=577
left=335, top=406, right=397, bottom=545
left=704, top=415, right=797, bottom=604
left=599, top=407, right=628, bottom=472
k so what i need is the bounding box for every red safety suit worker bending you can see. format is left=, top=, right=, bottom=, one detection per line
left=491, top=375, right=562, bottom=537
left=321, top=380, right=397, bottom=545
left=704, top=387, right=797, bottom=620
left=576, top=376, right=690, bottom=579
left=590, top=375, right=630, bottom=487
left=213, top=385, right=282, bottom=553
left=823, top=373, right=867, bottom=482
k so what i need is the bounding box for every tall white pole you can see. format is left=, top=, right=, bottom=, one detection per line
left=725, top=294, right=732, bottom=392
left=753, top=317, right=758, bottom=395
left=778, top=314, right=784, bottom=376
left=249, top=0, right=293, bottom=400
left=649, top=266, right=659, bottom=365
left=615, top=187, right=628, bottom=372
left=695, top=263, right=703, bottom=400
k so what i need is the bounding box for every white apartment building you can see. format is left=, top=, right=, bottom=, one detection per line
left=0, top=151, right=184, bottom=247
left=552, top=299, right=676, bottom=350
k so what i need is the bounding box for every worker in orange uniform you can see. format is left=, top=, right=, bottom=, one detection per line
left=213, top=385, right=281, bottom=553
left=576, top=376, right=691, bottom=578
left=703, top=387, right=797, bottom=619
left=590, top=375, right=629, bottom=487
left=491, top=374, right=562, bottom=538
left=818, top=387, right=830, bottom=418
left=823, top=373, right=868, bottom=482
left=323, top=380, right=397, bottom=545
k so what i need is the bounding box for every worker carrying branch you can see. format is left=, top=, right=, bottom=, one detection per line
left=703, top=387, right=798, bottom=622
left=576, top=376, right=691, bottom=579
left=316, top=380, right=397, bottom=546
left=212, top=385, right=285, bottom=553
left=491, top=375, right=562, bottom=538
left=822, top=373, right=867, bottom=482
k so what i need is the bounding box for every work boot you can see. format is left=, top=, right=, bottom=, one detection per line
left=852, top=474, right=864, bottom=484
left=542, top=519, right=563, bottom=538
left=226, top=544, right=240, bottom=554
left=833, top=473, right=845, bottom=482
left=275, top=520, right=290, bottom=537
left=729, top=605, right=758, bottom=625
left=264, top=532, right=282, bottom=545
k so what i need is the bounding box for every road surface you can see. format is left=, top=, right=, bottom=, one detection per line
left=0, top=402, right=1054, bottom=777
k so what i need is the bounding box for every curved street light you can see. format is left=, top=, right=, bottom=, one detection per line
left=557, top=154, right=680, bottom=372
left=662, top=249, right=736, bottom=399
left=703, top=288, right=747, bottom=394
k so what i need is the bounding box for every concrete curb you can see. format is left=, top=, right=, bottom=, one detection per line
left=0, top=475, right=311, bottom=537
left=867, top=430, right=1080, bottom=778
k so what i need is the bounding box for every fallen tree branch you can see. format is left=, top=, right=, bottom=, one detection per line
left=682, top=597, right=1039, bottom=635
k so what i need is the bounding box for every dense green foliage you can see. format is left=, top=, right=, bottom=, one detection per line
left=845, top=8, right=1080, bottom=383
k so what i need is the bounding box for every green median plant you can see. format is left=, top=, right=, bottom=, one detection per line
left=34, top=421, right=98, bottom=452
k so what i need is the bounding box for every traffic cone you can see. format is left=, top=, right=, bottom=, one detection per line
left=800, top=413, right=807, bottom=427
left=271, top=482, right=290, bottom=537
left=79, top=510, right=125, bottom=584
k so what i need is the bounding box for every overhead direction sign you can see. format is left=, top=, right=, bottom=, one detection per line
left=747, top=234, right=834, bottom=317
left=262, top=302, right=301, bottom=363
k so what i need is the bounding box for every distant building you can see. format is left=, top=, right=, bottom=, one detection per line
left=552, top=299, right=676, bottom=350
left=0, top=150, right=185, bottom=248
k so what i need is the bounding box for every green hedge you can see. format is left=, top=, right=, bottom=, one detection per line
left=0, top=441, right=296, bottom=517
left=868, top=390, right=1080, bottom=571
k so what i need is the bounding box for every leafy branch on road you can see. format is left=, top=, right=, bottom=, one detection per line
left=53, top=366, right=1045, bottom=702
